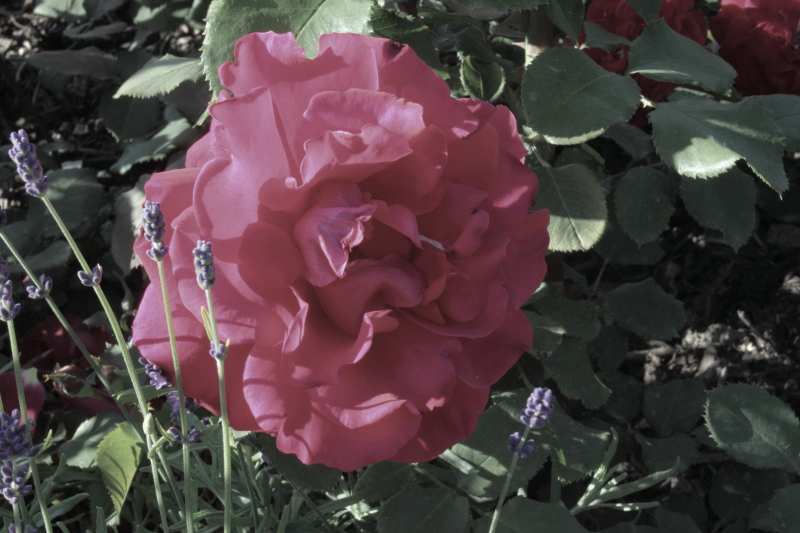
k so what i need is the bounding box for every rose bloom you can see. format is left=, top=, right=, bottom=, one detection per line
left=583, top=0, right=708, bottom=103
left=711, top=0, right=800, bottom=95
left=132, top=32, right=549, bottom=471
left=0, top=368, right=45, bottom=428
left=20, top=314, right=109, bottom=371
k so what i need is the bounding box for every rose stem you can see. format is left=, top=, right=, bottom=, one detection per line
left=0, top=229, right=139, bottom=431
left=37, top=196, right=171, bottom=532
left=204, top=290, right=232, bottom=533
left=8, top=316, right=53, bottom=533
left=155, top=258, right=196, bottom=533
left=487, top=425, right=532, bottom=533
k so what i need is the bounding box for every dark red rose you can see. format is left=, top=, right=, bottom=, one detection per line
left=583, top=0, right=708, bottom=102
left=711, top=0, right=800, bottom=96
left=20, top=314, right=110, bottom=371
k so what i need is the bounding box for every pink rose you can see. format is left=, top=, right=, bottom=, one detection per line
left=132, top=32, right=548, bottom=471
left=0, top=368, right=45, bottom=428
left=711, top=0, right=800, bottom=95
left=583, top=0, right=708, bottom=103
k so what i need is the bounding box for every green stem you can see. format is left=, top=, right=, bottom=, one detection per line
left=206, top=291, right=231, bottom=533
left=156, top=260, right=194, bottom=533
left=8, top=320, right=53, bottom=533
left=13, top=501, right=22, bottom=533
left=550, top=467, right=561, bottom=504
left=39, top=196, right=171, bottom=531
left=488, top=425, right=532, bottom=533
left=0, top=227, right=138, bottom=431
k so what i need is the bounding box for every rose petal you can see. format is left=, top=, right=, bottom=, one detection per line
left=389, top=380, right=488, bottom=464
left=0, top=368, right=45, bottom=426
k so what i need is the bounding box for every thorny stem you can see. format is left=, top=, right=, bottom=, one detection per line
left=488, top=425, right=532, bottom=533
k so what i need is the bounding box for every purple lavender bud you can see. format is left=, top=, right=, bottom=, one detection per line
left=26, top=274, right=52, bottom=300
left=209, top=341, right=228, bottom=361
left=520, top=387, right=555, bottom=429
left=9, top=519, right=37, bottom=533
left=139, top=357, right=173, bottom=390
left=78, top=265, right=102, bottom=287
left=142, top=201, right=169, bottom=260
left=9, top=130, right=43, bottom=184
left=168, top=426, right=182, bottom=441
left=261, top=455, right=281, bottom=477
left=0, top=281, right=20, bottom=322
left=167, top=391, right=199, bottom=424
left=0, top=410, right=34, bottom=459
left=0, top=211, right=7, bottom=229
left=507, top=432, right=536, bottom=458
left=24, top=176, right=49, bottom=198
left=192, top=241, right=216, bottom=290
left=0, top=460, right=31, bottom=505
left=187, top=425, right=200, bottom=443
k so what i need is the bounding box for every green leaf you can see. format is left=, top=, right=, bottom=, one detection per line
left=626, top=0, right=661, bottom=22
left=705, top=384, right=800, bottom=472
left=99, top=90, right=160, bottom=142
left=496, top=391, right=611, bottom=484
left=474, top=497, right=588, bottom=533
left=32, top=493, right=90, bottom=528
left=655, top=507, right=702, bottom=533
left=600, top=371, right=642, bottom=421
left=709, top=463, right=789, bottom=523
left=543, top=338, right=611, bottom=410
left=680, top=168, right=756, bottom=250
left=83, top=0, right=125, bottom=20
left=583, top=22, right=631, bottom=52
left=377, top=485, right=469, bottom=533
left=637, top=433, right=699, bottom=473
left=111, top=117, right=201, bottom=174
left=58, top=412, right=125, bottom=469
left=770, top=484, right=800, bottom=533
left=614, top=167, right=674, bottom=245
left=10, top=240, right=72, bottom=275
left=370, top=7, right=448, bottom=79
left=759, top=94, right=800, bottom=151
left=34, top=0, right=86, bottom=19
left=202, top=0, right=373, bottom=94
left=650, top=96, right=787, bottom=193
left=533, top=164, right=608, bottom=252
left=600, top=278, right=685, bottom=340
left=522, top=47, right=640, bottom=144
left=96, top=422, right=142, bottom=517
left=546, top=0, right=585, bottom=44
left=26, top=169, right=104, bottom=240
left=594, top=210, right=665, bottom=266
left=627, top=19, right=735, bottom=93
left=27, top=47, right=120, bottom=80
left=354, top=462, right=418, bottom=503
left=750, top=502, right=778, bottom=532
left=449, top=0, right=548, bottom=9
left=115, top=55, right=204, bottom=99
left=590, top=326, right=630, bottom=372
left=642, top=379, right=706, bottom=436
left=111, top=175, right=148, bottom=274
left=461, top=56, right=505, bottom=103
left=601, top=523, right=658, bottom=533
left=246, top=433, right=342, bottom=491
left=446, top=405, right=548, bottom=500
left=528, top=282, right=601, bottom=342
left=602, top=122, right=653, bottom=161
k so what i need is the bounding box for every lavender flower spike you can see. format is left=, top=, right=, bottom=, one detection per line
left=1, top=460, right=32, bottom=505
left=139, top=357, right=173, bottom=390
left=0, top=280, right=21, bottom=322
left=0, top=210, right=7, bottom=229
left=78, top=265, right=103, bottom=287
left=507, top=432, right=535, bottom=459
left=521, top=387, right=555, bottom=429
left=142, top=201, right=169, bottom=260
left=192, top=241, right=216, bottom=290
left=26, top=274, right=52, bottom=300
left=0, top=410, right=38, bottom=460
left=166, top=390, right=198, bottom=425
left=8, top=130, right=49, bottom=198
